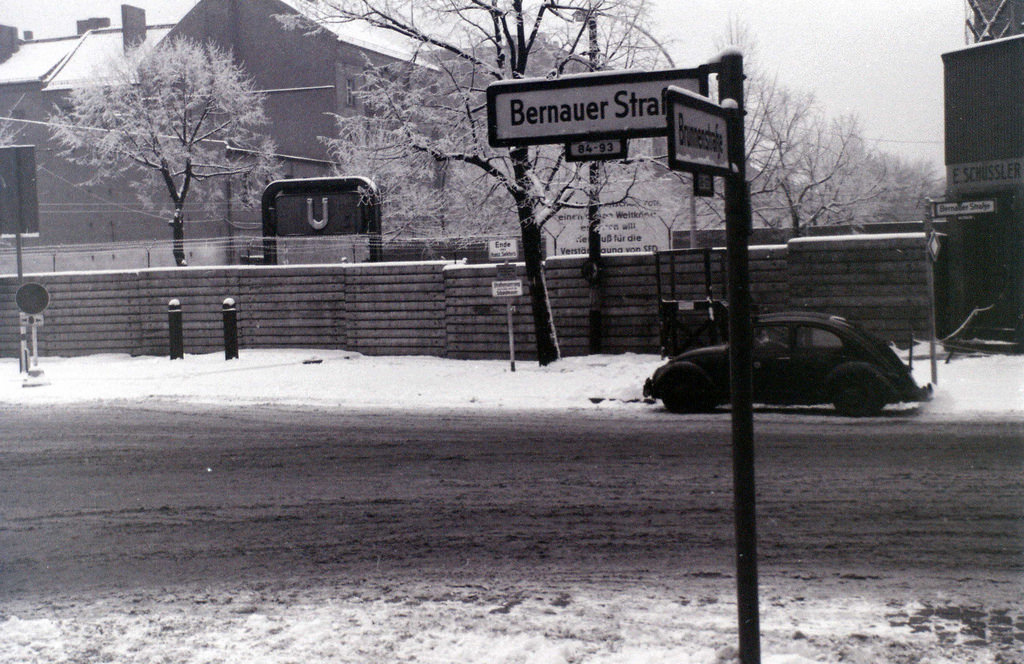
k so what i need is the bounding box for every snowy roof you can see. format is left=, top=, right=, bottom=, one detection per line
left=0, top=0, right=426, bottom=89
left=0, top=37, right=76, bottom=84
left=0, top=25, right=172, bottom=89
left=276, top=0, right=426, bottom=63
left=0, top=0, right=197, bottom=40
left=43, top=27, right=172, bottom=91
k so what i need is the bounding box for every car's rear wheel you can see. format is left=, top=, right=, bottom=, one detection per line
left=832, top=375, right=886, bottom=417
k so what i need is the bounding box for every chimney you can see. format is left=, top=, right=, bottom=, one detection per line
left=76, top=17, right=112, bottom=35
left=0, top=25, right=18, bottom=63
left=121, top=5, right=147, bottom=51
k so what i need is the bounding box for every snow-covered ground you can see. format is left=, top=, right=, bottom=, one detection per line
left=1, top=348, right=1022, bottom=664
left=1, top=346, right=1021, bottom=418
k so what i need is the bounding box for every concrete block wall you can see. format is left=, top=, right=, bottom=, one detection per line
left=344, top=262, right=447, bottom=356
left=443, top=262, right=536, bottom=360
left=0, top=233, right=932, bottom=360
left=787, top=233, right=930, bottom=345
left=442, top=254, right=663, bottom=361
left=234, top=265, right=347, bottom=351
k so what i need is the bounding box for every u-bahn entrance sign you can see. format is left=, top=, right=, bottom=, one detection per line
left=486, top=67, right=709, bottom=147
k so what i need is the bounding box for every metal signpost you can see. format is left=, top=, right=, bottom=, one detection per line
left=1, top=145, right=41, bottom=374
left=491, top=278, right=522, bottom=372
left=0, top=146, right=40, bottom=281
left=923, top=201, right=943, bottom=386
left=15, top=282, right=49, bottom=385
left=488, top=57, right=760, bottom=663
left=490, top=241, right=522, bottom=372
left=666, top=52, right=761, bottom=664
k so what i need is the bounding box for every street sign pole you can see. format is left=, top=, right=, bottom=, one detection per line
left=16, top=282, right=50, bottom=384
left=15, top=231, right=24, bottom=374
left=924, top=199, right=939, bottom=385
left=664, top=54, right=760, bottom=663
left=506, top=297, right=517, bottom=372
left=719, top=50, right=761, bottom=664
left=491, top=254, right=522, bottom=372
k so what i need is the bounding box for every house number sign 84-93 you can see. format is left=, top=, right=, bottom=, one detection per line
left=566, top=138, right=628, bottom=162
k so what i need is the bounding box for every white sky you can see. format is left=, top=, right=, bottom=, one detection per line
left=649, top=0, right=968, bottom=169
left=2, top=0, right=969, bottom=168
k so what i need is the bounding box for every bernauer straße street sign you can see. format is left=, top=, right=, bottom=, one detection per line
left=486, top=67, right=708, bottom=147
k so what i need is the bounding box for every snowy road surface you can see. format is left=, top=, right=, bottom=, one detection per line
left=1, top=396, right=1022, bottom=664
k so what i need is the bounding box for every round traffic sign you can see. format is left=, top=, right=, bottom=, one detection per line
left=16, top=282, right=49, bottom=315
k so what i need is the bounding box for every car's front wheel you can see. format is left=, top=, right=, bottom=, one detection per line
left=658, top=368, right=718, bottom=413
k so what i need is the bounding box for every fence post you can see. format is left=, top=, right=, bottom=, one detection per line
left=168, top=299, right=184, bottom=360
left=222, top=297, right=239, bottom=360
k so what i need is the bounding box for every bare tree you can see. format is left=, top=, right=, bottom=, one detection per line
left=284, top=0, right=662, bottom=365
left=864, top=152, right=942, bottom=223
left=716, top=23, right=927, bottom=237
left=50, top=37, right=279, bottom=266
left=751, top=81, right=885, bottom=234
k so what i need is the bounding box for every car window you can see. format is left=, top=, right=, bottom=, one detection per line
left=795, top=326, right=843, bottom=351
left=754, top=325, right=789, bottom=354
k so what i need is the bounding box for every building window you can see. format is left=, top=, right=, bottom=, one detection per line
left=346, top=78, right=357, bottom=107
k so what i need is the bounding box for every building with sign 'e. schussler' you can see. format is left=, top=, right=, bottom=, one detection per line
left=941, top=34, right=1024, bottom=347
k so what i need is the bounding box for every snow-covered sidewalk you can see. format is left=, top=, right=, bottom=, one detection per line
left=0, top=348, right=1021, bottom=419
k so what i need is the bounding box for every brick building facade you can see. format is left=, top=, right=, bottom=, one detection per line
left=0, top=0, right=411, bottom=249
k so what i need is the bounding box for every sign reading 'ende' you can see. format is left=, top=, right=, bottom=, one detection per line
left=487, top=68, right=708, bottom=148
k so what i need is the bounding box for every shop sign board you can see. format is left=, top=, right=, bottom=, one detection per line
left=946, top=158, right=1024, bottom=195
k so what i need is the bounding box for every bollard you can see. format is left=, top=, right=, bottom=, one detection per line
left=222, top=297, right=239, bottom=360
left=168, top=299, right=184, bottom=360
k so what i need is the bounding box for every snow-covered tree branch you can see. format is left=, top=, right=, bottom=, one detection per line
left=50, top=37, right=280, bottom=266
left=285, top=0, right=667, bottom=365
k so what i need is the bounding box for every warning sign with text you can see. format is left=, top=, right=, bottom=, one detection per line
left=544, top=198, right=668, bottom=256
